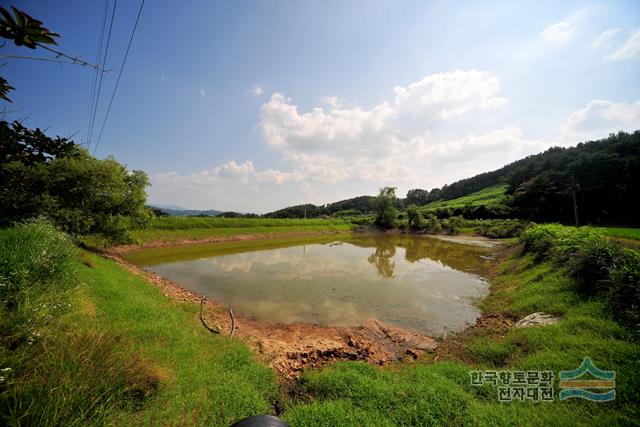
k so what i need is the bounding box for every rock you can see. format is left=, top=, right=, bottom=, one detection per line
left=514, top=312, right=561, bottom=328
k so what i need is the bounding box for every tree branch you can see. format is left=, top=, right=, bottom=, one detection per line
left=199, top=295, right=221, bottom=334
left=35, top=44, right=106, bottom=71
left=0, top=54, right=109, bottom=71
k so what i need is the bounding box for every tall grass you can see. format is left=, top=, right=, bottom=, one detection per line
left=0, top=220, right=157, bottom=426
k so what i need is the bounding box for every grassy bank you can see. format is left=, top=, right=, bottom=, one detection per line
left=3, top=221, right=639, bottom=425
left=129, top=217, right=352, bottom=245
left=281, top=225, right=640, bottom=425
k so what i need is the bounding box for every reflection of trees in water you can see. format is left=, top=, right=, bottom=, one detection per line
left=367, top=244, right=396, bottom=278
left=349, top=234, right=492, bottom=275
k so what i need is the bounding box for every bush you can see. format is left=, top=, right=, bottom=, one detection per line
left=608, top=250, right=640, bottom=336
left=520, top=224, right=640, bottom=334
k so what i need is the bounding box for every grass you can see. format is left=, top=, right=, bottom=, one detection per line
left=4, top=220, right=640, bottom=425
left=421, top=184, right=509, bottom=210
left=128, top=218, right=352, bottom=245
left=600, top=227, right=640, bottom=241
left=70, top=253, right=276, bottom=425
left=282, top=247, right=640, bottom=426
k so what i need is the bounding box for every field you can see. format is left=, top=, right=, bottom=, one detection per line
left=129, top=217, right=352, bottom=244
left=421, top=184, right=509, bottom=210
left=600, top=227, right=640, bottom=241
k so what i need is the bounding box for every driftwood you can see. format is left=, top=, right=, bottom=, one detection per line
left=229, top=307, right=236, bottom=339
left=199, top=295, right=221, bottom=334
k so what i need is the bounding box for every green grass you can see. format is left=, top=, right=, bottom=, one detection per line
left=282, top=251, right=640, bottom=426
left=600, top=227, right=640, bottom=241
left=71, top=252, right=276, bottom=425
left=421, top=184, right=509, bottom=210
left=130, top=218, right=352, bottom=245
left=144, top=216, right=348, bottom=230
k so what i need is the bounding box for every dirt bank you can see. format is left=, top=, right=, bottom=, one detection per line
left=102, top=251, right=439, bottom=378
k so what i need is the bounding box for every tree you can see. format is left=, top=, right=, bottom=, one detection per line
left=406, top=204, right=423, bottom=230
left=371, top=187, right=397, bottom=229
left=406, top=189, right=430, bottom=206
left=0, top=121, right=151, bottom=240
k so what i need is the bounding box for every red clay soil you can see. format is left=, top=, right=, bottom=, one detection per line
left=102, top=249, right=439, bottom=378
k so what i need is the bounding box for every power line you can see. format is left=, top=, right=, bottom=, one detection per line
left=87, top=0, right=118, bottom=152
left=82, top=0, right=108, bottom=147
left=94, top=0, right=145, bottom=155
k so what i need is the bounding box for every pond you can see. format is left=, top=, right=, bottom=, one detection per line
left=125, top=234, right=494, bottom=336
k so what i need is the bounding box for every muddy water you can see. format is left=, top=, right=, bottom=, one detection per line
left=125, top=234, right=493, bottom=336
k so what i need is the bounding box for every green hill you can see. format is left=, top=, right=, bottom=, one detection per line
left=421, top=184, right=508, bottom=210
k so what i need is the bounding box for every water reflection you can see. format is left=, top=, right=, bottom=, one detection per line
left=133, top=234, right=493, bottom=336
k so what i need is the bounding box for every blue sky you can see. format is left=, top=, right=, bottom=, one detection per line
left=3, top=0, right=640, bottom=212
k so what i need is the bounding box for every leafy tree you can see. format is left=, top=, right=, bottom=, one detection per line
left=406, top=189, right=430, bottom=206
left=0, top=121, right=151, bottom=240
left=371, top=187, right=397, bottom=229
left=406, top=204, right=423, bottom=230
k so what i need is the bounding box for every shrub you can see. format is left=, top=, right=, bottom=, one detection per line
left=607, top=250, right=640, bottom=336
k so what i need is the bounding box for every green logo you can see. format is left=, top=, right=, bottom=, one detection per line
left=559, top=357, right=615, bottom=402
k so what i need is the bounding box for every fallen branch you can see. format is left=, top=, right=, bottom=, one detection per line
left=199, top=295, right=221, bottom=334
left=229, top=307, right=236, bottom=339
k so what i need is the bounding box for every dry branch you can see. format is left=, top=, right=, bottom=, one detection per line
left=199, top=295, right=221, bottom=334
left=229, top=307, right=236, bottom=339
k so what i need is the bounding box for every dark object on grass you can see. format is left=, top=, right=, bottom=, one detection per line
left=199, top=295, right=221, bottom=334
left=231, top=414, right=289, bottom=427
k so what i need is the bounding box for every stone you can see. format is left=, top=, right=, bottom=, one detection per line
left=514, top=312, right=561, bottom=328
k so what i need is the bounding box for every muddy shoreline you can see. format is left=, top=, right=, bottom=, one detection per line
left=106, top=230, right=501, bottom=378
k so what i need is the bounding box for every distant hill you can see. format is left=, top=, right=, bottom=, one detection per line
left=150, top=205, right=223, bottom=217
left=264, top=196, right=375, bottom=219
left=416, top=131, right=640, bottom=224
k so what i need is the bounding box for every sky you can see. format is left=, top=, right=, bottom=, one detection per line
left=2, top=0, right=640, bottom=212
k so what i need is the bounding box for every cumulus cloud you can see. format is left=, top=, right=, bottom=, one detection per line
left=253, top=85, right=264, bottom=95
left=150, top=70, right=560, bottom=212
left=542, top=21, right=574, bottom=45
left=608, top=29, right=640, bottom=60
left=591, top=28, right=621, bottom=49
left=561, top=99, right=640, bottom=141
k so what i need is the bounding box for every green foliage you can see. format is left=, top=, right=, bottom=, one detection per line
left=370, top=187, right=397, bottom=229
left=0, top=122, right=151, bottom=241
left=0, top=6, right=60, bottom=49
left=423, top=184, right=509, bottom=210
left=520, top=224, right=640, bottom=334
left=0, top=6, right=60, bottom=102
left=405, top=204, right=423, bottom=230
left=0, top=219, right=76, bottom=346
left=423, top=213, right=441, bottom=233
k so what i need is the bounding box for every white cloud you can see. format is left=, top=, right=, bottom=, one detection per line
left=253, top=85, right=264, bottom=95
left=393, top=70, right=508, bottom=122
left=608, top=29, right=640, bottom=60
left=591, top=28, right=621, bottom=49
left=200, top=89, right=206, bottom=97
left=150, top=70, right=579, bottom=212
left=542, top=21, right=575, bottom=45
left=561, top=99, right=640, bottom=141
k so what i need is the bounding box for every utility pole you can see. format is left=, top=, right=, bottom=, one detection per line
left=304, top=205, right=307, bottom=220
left=571, top=174, right=580, bottom=227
